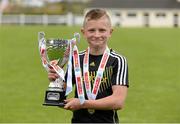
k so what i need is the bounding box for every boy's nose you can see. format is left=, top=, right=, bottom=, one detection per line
left=94, top=31, right=101, bottom=37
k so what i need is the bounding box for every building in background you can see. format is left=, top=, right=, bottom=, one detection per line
left=88, top=0, right=180, bottom=27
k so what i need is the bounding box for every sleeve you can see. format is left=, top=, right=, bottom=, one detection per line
left=111, top=56, right=129, bottom=87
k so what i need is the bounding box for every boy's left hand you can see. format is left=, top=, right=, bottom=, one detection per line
left=64, top=98, right=82, bottom=111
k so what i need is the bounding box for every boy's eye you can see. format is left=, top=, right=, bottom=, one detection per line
left=99, top=29, right=106, bottom=32
left=88, top=29, right=95, bottom=32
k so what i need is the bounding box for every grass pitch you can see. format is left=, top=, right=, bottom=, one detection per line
left=0, top=25, right=179, bottom=123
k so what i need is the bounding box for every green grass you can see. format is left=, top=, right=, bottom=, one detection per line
left=0, top=25, right=180, bottom=123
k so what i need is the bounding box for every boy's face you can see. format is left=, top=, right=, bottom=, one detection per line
left=81, top=16, right=113, bottom=49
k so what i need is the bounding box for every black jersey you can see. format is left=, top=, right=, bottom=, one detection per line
left=68, top=49, right=129, bottom=123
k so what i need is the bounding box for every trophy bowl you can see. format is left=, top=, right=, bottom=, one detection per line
left=38, top=32, right=69, bottom=107
left=46, top=39, right=68, bottom=67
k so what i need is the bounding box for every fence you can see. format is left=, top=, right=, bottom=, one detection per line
left=0, top=13, right=84, bottom=26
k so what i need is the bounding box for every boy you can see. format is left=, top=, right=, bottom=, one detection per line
left=48, top=9, right=129, bottom=123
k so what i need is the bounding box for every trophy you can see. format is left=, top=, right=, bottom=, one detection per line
left=38, top=32, right=79, bottom=107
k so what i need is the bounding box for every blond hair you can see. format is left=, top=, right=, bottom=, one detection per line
left=83, top=9, right=112, bottom=27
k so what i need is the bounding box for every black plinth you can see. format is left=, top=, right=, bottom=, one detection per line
left=43, top=87, right=66, bottom=107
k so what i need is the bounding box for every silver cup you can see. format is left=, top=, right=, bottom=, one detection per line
left=38, top=32, right=71, bottom=107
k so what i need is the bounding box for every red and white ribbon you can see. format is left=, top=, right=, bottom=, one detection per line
left=39, top=37, right=48, bottom=71
left=83, top=48, right=91, bottom=99
left=83, top=47, right=110, bottom=100
left=73, top=45, right=85, bottom=104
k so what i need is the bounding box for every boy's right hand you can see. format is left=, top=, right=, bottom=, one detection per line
left=48, top=68, right=59, bottom=81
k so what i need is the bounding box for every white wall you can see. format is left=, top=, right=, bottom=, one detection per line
left=149, top=10, right=173, bottom=27
left=109, top=9, right=180, bottom=27
left=121, top=10, right=144, bottom=27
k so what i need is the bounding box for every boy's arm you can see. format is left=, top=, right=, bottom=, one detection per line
left=83, top=85, right=128, bottom=110
left=64, top=85, right=128, bottom=110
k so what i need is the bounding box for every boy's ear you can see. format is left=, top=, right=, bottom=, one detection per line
left=81, top=28, right=85, bottom=34
left=110, top=28, right=114, bottom=34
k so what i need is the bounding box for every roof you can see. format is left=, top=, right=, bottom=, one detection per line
left=88, top=0, right=180, bottom=9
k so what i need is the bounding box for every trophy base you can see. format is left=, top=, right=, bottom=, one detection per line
left=43, top=101, right=65, bottom=107
left=43, top=87, right=66, bottom=107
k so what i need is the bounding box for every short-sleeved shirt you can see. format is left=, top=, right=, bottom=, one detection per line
left=67, top=49, right=129, bottom=123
